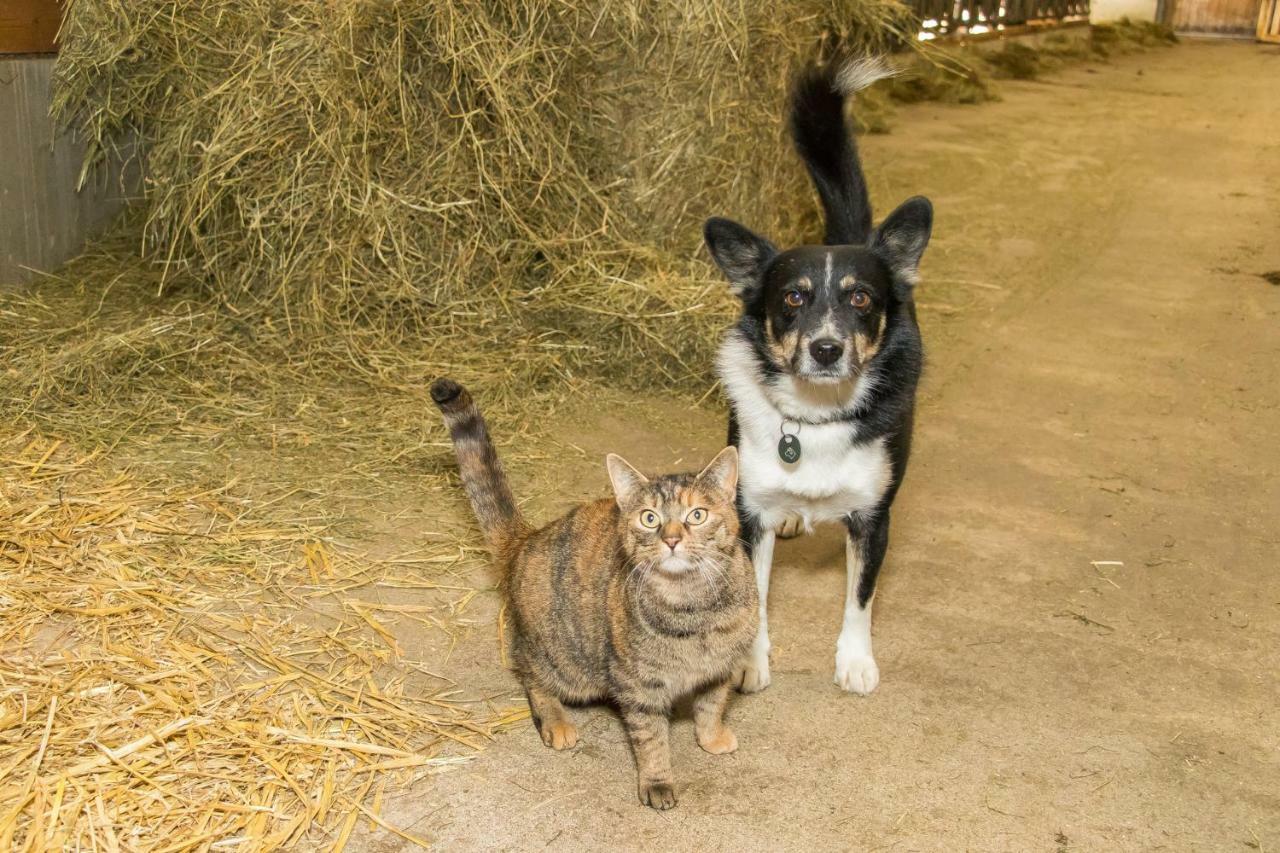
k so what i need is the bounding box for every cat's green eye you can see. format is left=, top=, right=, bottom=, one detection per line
left=639, top=510, right=661, bottom=529
left=686, top=508, right=708, bottom=525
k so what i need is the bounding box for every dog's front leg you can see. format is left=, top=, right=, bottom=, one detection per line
left=734, top=525, right=775, bottom=693
left=836, top=511, right=890, bottom=695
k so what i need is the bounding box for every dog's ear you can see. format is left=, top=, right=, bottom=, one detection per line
left=704, top=217, right=777, bottom=300
left=872, top=196, right=932, bottom=293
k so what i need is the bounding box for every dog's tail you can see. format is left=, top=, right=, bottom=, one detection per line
left=430, top=378, right=527, bottom=552
left=789, top=57, right=897, bottom=246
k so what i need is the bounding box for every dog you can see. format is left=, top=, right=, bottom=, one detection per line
left=702, top=58, right=933, bottom=695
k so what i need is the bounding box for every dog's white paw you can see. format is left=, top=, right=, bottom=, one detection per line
left=775, top=513, right=805, bottom=539
left=733, top=650, right=772, bottom=693
left=734, top=659, right=771, bottom=693
left=834, top=653, right=879, bottom=695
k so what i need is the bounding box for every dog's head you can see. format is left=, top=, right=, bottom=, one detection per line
left=704, top=197, right=932, bottom=384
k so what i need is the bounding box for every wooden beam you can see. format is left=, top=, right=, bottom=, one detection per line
left=1259, top=0, right=1280, bottom=40
left=0, top=0, right=64, bottom=55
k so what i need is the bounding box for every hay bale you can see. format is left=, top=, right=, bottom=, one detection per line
left=0, top=1, right=1005, bottom=472
left=7, top=4, right=1172, bottom=448
left=49, top=0, right=920, bottom=394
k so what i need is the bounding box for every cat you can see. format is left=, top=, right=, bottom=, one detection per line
left=430, top=378, right=757, bottom=810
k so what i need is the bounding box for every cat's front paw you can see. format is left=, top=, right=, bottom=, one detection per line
left=697, top=726, right=738, bottom=755
left=538, top=721, right=578, bottom=750
left=834, top=652, right=879, bottom=695
left=639, top=781, right=677, bottom=810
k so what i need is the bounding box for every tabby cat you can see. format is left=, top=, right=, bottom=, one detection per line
left=430, top=378, right=757, bottom=809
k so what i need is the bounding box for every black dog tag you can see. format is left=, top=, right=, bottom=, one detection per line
left=778, top=434, right=801, bottom=464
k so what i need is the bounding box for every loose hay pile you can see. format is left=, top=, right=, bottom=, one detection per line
left=0, top=432, right=522, bottom=849
left=982, top=19, right=1177, bottom=80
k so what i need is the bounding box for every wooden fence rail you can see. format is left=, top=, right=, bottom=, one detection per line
left=909, top=0, right=1091, bottom=37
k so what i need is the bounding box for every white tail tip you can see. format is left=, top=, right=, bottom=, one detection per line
left=834, top=57, right=899, bottom=94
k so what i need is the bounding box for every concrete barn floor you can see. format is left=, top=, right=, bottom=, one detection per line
left=367, top=40, right=1280, bottom=851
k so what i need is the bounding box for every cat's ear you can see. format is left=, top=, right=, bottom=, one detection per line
left=695, top=446, right=738, bottom=501
left=606, top=453, right=649, bottom=509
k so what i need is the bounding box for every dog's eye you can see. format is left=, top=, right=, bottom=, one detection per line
left=784, top=290, right=806, bottom=308
left=851, top=291, right=871, bottom=310
left=639, top=510, right=660, bottom=529
left=686, top=508, right=707, bottom=525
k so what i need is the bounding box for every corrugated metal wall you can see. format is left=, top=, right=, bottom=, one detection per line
left=0, top=56, right=138, bottom=286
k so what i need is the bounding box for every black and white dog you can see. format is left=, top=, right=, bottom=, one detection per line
left=702, top=59, right=932, bottom=695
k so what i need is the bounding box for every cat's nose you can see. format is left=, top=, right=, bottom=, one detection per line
left=662, top=536, right=681, bottom=550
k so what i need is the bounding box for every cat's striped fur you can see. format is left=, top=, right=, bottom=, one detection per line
left=431, top=379, right=757, bottom=809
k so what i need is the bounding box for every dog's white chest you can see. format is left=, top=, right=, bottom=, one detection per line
left=717, top=331, right=893, bottom=530
left=737, top=416, right=890, bottom=529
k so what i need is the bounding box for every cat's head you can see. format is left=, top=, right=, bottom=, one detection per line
left=605, top=447, right=740, bottom=577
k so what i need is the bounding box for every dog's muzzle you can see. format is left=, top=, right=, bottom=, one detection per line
left=795, top=335, right=854, bottom=382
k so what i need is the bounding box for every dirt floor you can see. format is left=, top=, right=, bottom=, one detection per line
left=340, top=39, right=1280, bottom=851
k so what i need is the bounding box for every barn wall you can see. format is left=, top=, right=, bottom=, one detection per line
left=1165, top=0, right=1261, bottom=34
left=0, top=55, right=137, bottom=286
left=0, top=1, right=62, bottom=54
left=1091, top=0, right=1159, bottom=19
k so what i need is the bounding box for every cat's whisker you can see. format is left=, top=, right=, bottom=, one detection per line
left=626, top=556, right=656, bottom=586
left=688, top=547, right=729, bottom=581
left=688, top=552, right=727, bottom=588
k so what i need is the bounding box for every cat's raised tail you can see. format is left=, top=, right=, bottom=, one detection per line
left=430, top=378, right=526, bottom=550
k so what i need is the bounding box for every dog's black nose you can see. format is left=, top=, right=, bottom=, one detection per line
left=809, top=339, right=844, bottom=367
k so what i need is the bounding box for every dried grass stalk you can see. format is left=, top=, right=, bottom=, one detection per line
left=0, top=431, right=521, bottom=849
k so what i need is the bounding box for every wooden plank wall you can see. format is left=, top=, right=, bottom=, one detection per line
left=0, top=0, right=63, bottom=55
left=1259, top=0, right=1280, bottom=39
left=0, top=56, right=140, bottom=286
left=1167, top=0, right=1261, bottom=33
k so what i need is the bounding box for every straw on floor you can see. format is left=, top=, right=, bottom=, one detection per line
left=0, top=431, right=523, bottom=850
